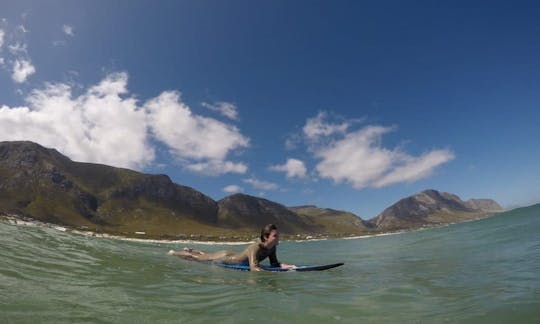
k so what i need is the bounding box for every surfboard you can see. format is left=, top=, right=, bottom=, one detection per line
left=213, top=262, right=344, bottom=272
left=168, top=250, right=343, bottom=272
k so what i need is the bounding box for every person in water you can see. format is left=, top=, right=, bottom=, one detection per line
left=168, top=224, right=295, bottom=271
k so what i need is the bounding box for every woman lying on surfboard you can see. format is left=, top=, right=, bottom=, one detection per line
left=168, top=224, right=296, bottom=271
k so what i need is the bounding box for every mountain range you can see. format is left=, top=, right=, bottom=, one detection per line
left=0, top=141, right=503, bottom=240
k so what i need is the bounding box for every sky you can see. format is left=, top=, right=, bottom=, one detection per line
left=0, top=0, right=539, bottom=218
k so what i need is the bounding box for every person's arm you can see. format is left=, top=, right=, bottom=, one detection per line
left=268, top=248, right=281, bottom=267
left=269, top=248, right=296, bottom=269
left=248, top=245, right=263, bottom=271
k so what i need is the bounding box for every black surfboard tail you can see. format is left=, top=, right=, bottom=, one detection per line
left=294, top=262, right=345, bottom=271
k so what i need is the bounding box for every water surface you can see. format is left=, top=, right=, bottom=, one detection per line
left=1, top=206, right=539, bottom=323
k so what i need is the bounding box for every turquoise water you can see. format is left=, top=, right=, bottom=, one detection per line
left=1, top=205, right=539, bottom=323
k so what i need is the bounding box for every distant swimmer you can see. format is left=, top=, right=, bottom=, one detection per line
left=168, top=224, right=296, bottom=271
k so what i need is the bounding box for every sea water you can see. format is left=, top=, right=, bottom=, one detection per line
left=1, top=205, right=539, bottom=323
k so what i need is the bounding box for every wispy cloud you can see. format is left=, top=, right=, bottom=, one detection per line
left=270, top=158, right=307, bottom=179
left=0, top=29, right=4, bottom=64
left=243, top=177, right=279, bottom=191
left=62, top=24, right=74, bottom=36
left=186, top=160, right=247, bottom=175
left=52, top=40, right=66, bottom=47
left=0, top=29, right=5, bottom=50
left=372, top=150, right=455, bottom=187
left=1, top=20, right=35, bottom=84
left=223, top=185, right=243, bottom=194
left=303, top=111, right=349, bottom=141
left=8, top=42, right=27, bottom=55
left=17, top=25, right=28, bottom=33
left=301, top=113, right=454, bottom=189
left=202, top=101, right=239, bottom=120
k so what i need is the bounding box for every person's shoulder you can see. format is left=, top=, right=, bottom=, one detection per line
left=246, top=239, right=262, bottom=249
left=254, top=238, right=264, bottom=248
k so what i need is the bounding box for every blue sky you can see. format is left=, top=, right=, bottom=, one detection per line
left=1, top=1, right=539, bottom=218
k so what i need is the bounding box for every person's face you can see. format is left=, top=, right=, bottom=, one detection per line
left=265, top=229, right=280, bottom=247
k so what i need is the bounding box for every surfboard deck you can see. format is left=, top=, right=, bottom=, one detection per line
left=213, top=262, right=344, bottom=272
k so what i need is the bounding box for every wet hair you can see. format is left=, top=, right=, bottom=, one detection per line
left=260, top=224, right=278, bottom=242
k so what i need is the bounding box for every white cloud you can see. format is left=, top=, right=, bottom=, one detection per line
left=223, top=185, right=243, bottom=194
left=202, top=101, right=239, bottom=120
left=270, top=158, right=307, bottom=179
left=0, top=72, right=154, bottom=169
left=186, top=160, right=247, bottom=175
left=373, top=150, right=455, bottom=187
left=303, top=111, right=349, bottom=141
left=63, top=24, right=74, bottom=36
left=312, top=123, right=454, bottom=189
left=88, top=72, right=129, bottom=96
left=243, top=177, right=278, bottom=191
left=314, top=126, right=395, bottom=189
left=12, top=59, right=35, bottom=83
left=0, top=72, right=250, bottom=175
left=145, top=91, right=249, bottom=165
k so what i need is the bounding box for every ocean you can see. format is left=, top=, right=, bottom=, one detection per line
left=1, top=205, right=539, bottom=323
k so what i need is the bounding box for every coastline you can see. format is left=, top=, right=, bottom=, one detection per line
left=0, top=211, right=501, bottom=246
left=0, top=213, right=253, bottom=246
left=0, top=212, right=376, bottom=244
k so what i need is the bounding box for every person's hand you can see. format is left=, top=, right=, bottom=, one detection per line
left=280, top=263, right=297, bottom=270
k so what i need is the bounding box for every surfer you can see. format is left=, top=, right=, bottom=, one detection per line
left=168, top=224, right=296, bottom=271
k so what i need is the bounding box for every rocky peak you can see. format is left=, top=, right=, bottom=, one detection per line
left=418, top=189, right=473, bottom=212
left=108, top=173, right=219, bottom=223
left=371, top=189, right=479, bottom=229
left=217, top=194, right=313, bottom=233
left=0, top=141, right=72, bottom=169
left=465, top=199, right=504, bottom=211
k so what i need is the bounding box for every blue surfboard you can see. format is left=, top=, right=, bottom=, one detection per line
left=169, top=250, right=343, bottom=272
left=213, top=262, right=344, bottom=272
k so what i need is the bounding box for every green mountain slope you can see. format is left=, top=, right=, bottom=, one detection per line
left=0, top=141, right=506, bottom=240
